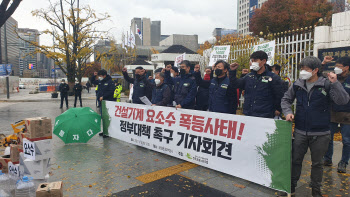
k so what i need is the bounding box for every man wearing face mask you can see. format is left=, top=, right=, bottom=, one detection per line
left=194, top=60, right=237, bottom=114
left=122, top=66, right=152, bottom=104
left=91, top=69, right=115, bottom=138
left=324, top=56, right=350, bottom=174
left=281, top=56, right=349, bottom=196
left=73, top=80, right=83, bottom=107
left=151, top=72, right=171, bottom=106
left=193, top=67, right=212, bottom=111
left=91, top=69, right=115, bottom=103
left=164, top=60, right=197, bottom=109
left=58, top=79, right=69, bottom=109
left=232, top=51, right=284, bottom=118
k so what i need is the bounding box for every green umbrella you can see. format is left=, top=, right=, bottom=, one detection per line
left=53, top=107, right=101, bottom=144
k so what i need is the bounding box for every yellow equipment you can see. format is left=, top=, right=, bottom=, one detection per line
left=11, top=120, right=26, bottom=134
left=0, top=120, right=25, bottom=148
left=1, top=134, right=18, bottom=147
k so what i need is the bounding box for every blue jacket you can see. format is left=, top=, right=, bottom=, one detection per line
left=236, top=67, right=283, bottom=118
left=151, top=83, right=171, bottom=106
left=282, top=77, right=349, bottom=135
left=332, top=75, right=350, bottom=112
left=123, top=72, right=153, bottom=104
left=208, top=76, right=237, bottom=114
left=91, top=75, right=115, bottom=101
left=194, top=70, right=237, bottom=114
left=165, top=71, right=197, bottom=109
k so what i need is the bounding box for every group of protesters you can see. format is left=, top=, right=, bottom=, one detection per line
left=84, top=50, right=350, bottom=196
left=115, top=51, right=350, bottom=197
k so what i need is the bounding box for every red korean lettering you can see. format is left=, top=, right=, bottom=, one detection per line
left=134, top=108, right=144, bottom=121
left=121, top=107, right=128, bottom=118
left=204, top=118, right=214, bottom=134
left=165, top=112, right=176, bottom=126
left=154, top=111, right=165, bottom=125
left=219, top=119, right=228, bottom=137
left=114, top=106, right=121, bottom=117
left=192, top=115, right=205, bottom=133
left=179, top=114, right=192, bottom=130
left=128, top=108, right=135, bottom=119
left=213, top=119, right=220, bottom=136
left=227, top=121, right=238, bottom=139
left=146, top=109, right=155, bottom=123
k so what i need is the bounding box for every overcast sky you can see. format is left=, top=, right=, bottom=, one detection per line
left=12, top=0, right=238, bottom=46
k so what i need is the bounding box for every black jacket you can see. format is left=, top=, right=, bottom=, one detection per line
left=73, top=84, right=83, bottom=95
left=91, top=75, right=115, bottom=101
left=58, top=83, right=69, bottom=94
left=236, top=67, right=283, bottom=118
left=122, top=72, right=153, bottom=104
left=151, top=83, right=171, bottom=106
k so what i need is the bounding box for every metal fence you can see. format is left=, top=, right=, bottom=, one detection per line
left=221, top=27, right=315, bottom=81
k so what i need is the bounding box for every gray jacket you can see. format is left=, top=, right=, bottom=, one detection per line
left=281, top=76, right=349, bottom=135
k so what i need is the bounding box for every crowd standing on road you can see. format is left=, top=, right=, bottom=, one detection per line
left=118, top=51, right=350, bottom=197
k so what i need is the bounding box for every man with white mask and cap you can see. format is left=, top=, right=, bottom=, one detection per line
left=281, top=56, right=349, bottom=196
left=324, top=56, right=350, bottom=174
left=231, top=51, right=284, bottom=118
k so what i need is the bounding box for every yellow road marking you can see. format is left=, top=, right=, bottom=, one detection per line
left=136, top=162, right=198, bottom=183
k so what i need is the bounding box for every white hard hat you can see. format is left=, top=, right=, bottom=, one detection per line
left=4, top=147, right=10, bottom=156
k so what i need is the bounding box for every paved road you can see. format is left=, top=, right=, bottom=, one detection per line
left=0, top=91, right=349, bottom=197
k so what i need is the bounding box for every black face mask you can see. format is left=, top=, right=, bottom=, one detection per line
left=215, top=69, right=223, bottom=77
left=135, top=74, right=142, bottom=80
left=180, top=69, right=186, bottom=76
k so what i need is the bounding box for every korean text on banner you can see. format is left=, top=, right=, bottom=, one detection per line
left=208, top=46, right=231, bottom=67
left=174, top=53, right=186, bottom=67
left=252, top=40, right=276, bottom=65
left=102, top=101, right=292, bottom=193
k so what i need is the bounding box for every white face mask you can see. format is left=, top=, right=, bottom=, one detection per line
left=61, top=82, right=64, bottom=84
left=155, top=79, right=161, bottom=85
left=299, top=70, right=313, bottom=80
left=170, top=73, right=175, bottom=78
left=334, top=67, right=343, bottom=75
left=98, top=77, right=103, bottom=81
left=251, top=62, right=261, bottom=71
left=75, top=82, right=79, bottom=84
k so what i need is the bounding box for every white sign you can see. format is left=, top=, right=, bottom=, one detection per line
left=252, top=40, right=276, bottom=66
left=208, top=45, right=231, bottom=67
left=23, top=139, right=35, bottom=160
left=8, top=162, right=20, bottom=177
left=103, top=102, right=292, bottom=193
left=140, top=96, right=152, bottom=106
left=174, top=53, right=186, bottom=67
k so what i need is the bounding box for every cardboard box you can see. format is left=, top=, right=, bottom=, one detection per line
left=25, top=117, right=52, bottom=141
left=23, top=139, right=52, bottom=161
left=36, top=181, right=63, bottom=197
left=16, top=132, right=28, bottom=146
left=10, top=144, right=20, bottom=164
left=20, top=157, right=50, bottom=179
left=0, top=156, right=11, bottom=173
